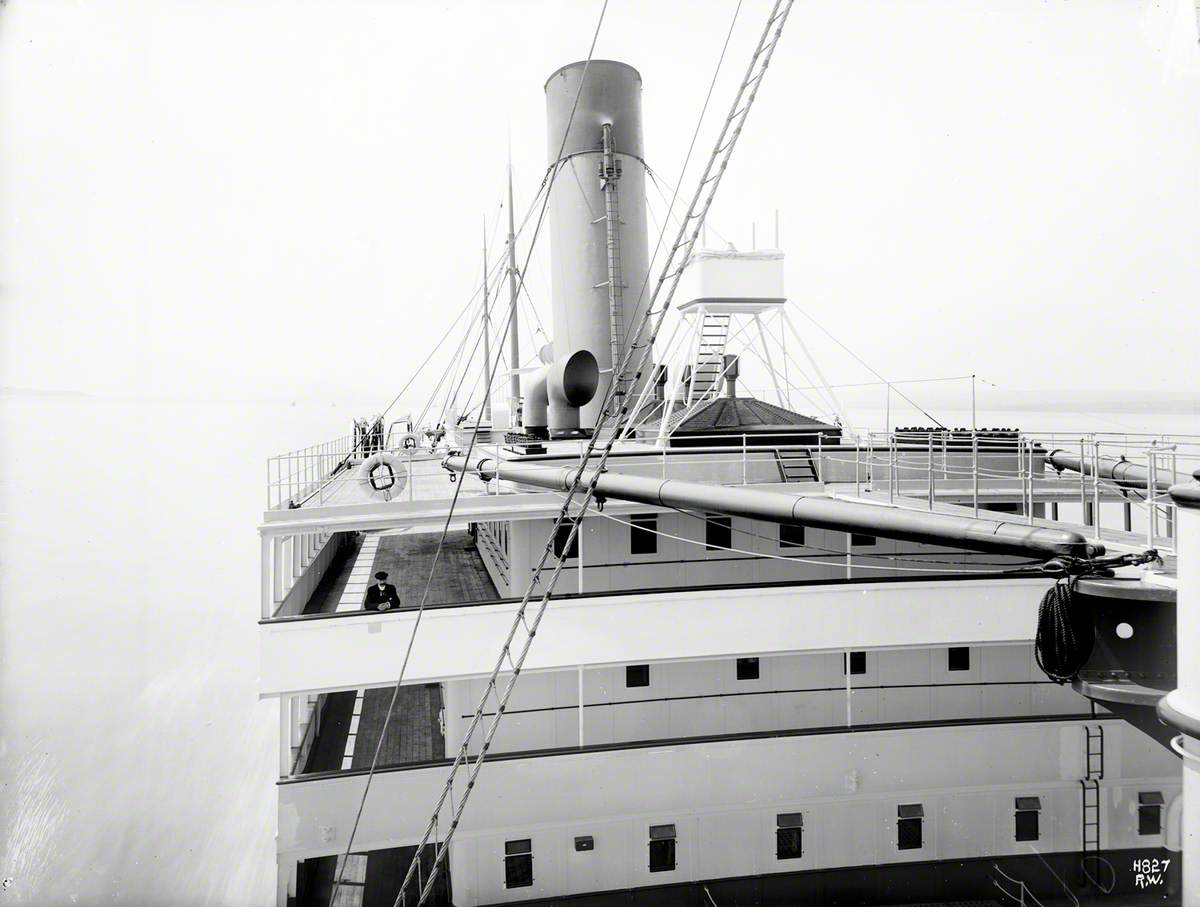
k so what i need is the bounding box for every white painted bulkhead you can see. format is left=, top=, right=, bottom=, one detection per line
left=440, top=644, right=1093, bottom=757
left=258, top=577, right=1054, bottom=696
left=276, top=718, right=1180, bottom=905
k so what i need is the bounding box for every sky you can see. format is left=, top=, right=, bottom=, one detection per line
left=2, top=0, right=1199, bottom=411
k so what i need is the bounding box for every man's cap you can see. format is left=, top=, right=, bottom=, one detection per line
left=374, top=571, right=389, bottom=580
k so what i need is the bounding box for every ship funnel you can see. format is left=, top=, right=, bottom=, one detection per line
left=543, top=60, right=651, bottom=436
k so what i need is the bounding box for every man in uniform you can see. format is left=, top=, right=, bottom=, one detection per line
left=363, top=570, right=401, bottom=611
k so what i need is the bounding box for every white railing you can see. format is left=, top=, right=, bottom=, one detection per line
left=838, top=429, right=1200, bottom=556
left=266, top=422, right=1199, bottom=557
left=266, top=433, right=360, bottom=510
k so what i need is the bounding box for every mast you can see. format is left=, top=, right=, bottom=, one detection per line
left=481, top=217, right=492, bottom=425
left=506, top=163, right=521, bottom=427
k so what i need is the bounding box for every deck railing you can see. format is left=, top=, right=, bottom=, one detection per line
left=265, top=423, right=1199, bottom=557
left=266, top=432, right=360, bottom=510
left=844, top=429, right=1200, bottom=556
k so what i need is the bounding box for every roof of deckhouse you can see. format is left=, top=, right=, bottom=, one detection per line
left=644, top=395, right=841, bottom=436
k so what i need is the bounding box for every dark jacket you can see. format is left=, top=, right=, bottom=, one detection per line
left=363, top=582, right=401, bottom=611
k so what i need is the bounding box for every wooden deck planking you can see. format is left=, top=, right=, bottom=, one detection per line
left=351, top=684, right=445, bottom=769
left=371, top=530, right=498, bottom=608
left=299, top=529, right=498, bottom=616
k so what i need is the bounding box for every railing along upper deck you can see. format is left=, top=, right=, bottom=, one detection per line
left=265, top=425, right=1199, bottom=552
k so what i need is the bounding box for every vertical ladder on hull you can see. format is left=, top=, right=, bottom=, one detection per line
left=689, top=313, right=732, bottom=400
left=1080, top=725, right=1104, bottom=875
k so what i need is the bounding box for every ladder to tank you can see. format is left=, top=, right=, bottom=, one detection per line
left=1080, top=725, right=1104, bottom=865
left=689, top=313, right=732, bottom=401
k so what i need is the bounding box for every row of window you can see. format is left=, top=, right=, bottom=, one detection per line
left=503, top=794, right=1166, bottom=888
left=622, top=648, right=973, bottom=689
left=552, top=515, right=877, bottom=560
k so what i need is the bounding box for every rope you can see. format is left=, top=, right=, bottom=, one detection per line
left=383, top=6, right=615, bottom=904
left=329, top=35, right=587, bottom=905
left=1034, top=576, right=1093, bottom=683
left=624, top=0, right=743, bottom=333
left=396, top=5, right=795, bottom=903
left=792, top=306, right=947, bottom=429
left=577, top=499, right=1043, bottom=574
left=1033, top=548, right=1161, bottom=683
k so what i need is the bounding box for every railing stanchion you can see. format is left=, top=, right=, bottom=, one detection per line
left=889, top=433, right=895, bottom=504
left=927, top=434, right=934, bottom=510
left=1079, top=438, right=1088, bottom=526
left=972, top=432, right=979, bottom=517
left=1147, top=446, right=1157, bottom=549
left=1025, top=436, right=1034, bottom=525
left=1092, top=438, right=1102, bottom=541
left=1169, top=448, right=1179, bottom=543
left=854, top=438, right=861, bottom=498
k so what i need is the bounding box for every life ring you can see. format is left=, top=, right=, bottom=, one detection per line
left=398, top=431, right=421, bottom=451
left=356, top=452, right=408, bottom=501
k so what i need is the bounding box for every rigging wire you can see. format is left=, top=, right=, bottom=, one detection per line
left=791, top=306, right=948, bottom=429
left=343, top=5, right=618, bottom=904
left=394, top=5, right=801, bottom=904
left=328, top=55, right=590, bottom=907
left=433, top=261, right=511, bottom=430
left=582, top=502, right=1042, bottom=573
left=625, top=0, right=743, bottom=327
left=370, top=158, right=560, bottom=433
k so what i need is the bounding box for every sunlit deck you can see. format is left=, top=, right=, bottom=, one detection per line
left=299, top=683, right=445, bottom=776
left=303, top=530, right=500, bottom=615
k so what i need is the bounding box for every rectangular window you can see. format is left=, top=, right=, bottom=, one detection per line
left=705, top=514, right=732, bottom=551
left=736, top=657, right=760, bottom=680
left=504, top=839, right=533, bottom=888
left=553, top=520, right=578, bottom=560
left=843, top=651, right=866, bottom=675
left=630, top=514, right=658, bottom=555
left=1138, top=791, right=1164, bottom=836
left=776, top=813, right=803, bottom=860
left=897, top=804, right=923, bottom=850
left=851, top=533, right=876, bottom=547
left=779, top=523, right=806, bottom=548
left=948, top=646, right=971, bottom=672
left=626, top=664, right=650, bottom=688
left=332, top=854, right=367, bottom=896
left=648, top=824, right=676, bottom=872
left=1015, top=797, right=1041, bottom=842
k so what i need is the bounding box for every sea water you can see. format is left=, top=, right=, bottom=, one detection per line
left=0, top=394, right=367, bottom=906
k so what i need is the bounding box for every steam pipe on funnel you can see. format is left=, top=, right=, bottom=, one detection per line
left=442, top=456, right=1102, bottom=560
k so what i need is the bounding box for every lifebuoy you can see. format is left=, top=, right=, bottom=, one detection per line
left=356, top=452, right=408, bottom=502
left=398, top=431, right=421, bottom=451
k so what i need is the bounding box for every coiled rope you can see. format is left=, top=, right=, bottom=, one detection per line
left=1034, top=574, right=1094, bottom=683
left=1034, top=548, right=1161, bottom=683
